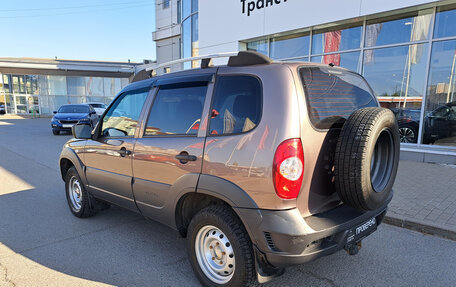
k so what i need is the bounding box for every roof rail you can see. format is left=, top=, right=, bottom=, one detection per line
left=227, top=51, right=272, bottom=66
left=131, top=51, right=272, bottom=82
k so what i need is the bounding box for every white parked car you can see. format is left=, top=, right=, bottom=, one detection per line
left=86, top=102, right=107, bottom=117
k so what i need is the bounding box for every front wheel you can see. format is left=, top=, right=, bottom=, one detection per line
left=187, top=205, right=256, bottom=287
left=65, top=167, right=97, bottom=218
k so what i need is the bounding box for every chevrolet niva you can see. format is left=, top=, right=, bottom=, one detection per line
left=59, top=51, right=399, bottom=286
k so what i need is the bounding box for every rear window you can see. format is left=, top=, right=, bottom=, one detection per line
left=300, top=67, right=377, bottom=129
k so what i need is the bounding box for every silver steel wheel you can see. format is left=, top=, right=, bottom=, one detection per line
left=69, top=176, right=83, bottom=211
left=398, top=127, right=416, bottom=143
left=194, top=225, right=235, bottom=284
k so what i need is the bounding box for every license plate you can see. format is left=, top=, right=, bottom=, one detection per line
left=62, top=124, right=74, bottom=128
left=346, top=217, right=377, bottom=244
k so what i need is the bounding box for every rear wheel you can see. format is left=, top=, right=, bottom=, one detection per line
left=187, top=205, right=256, bottom=287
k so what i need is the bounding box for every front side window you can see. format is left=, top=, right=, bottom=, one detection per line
left=145, top=83, right=207, bottom=136
left=209, top=76, right=262, bottom=135
left=102, top=89, right=149, bottom=137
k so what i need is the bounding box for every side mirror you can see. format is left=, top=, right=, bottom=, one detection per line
left=72, top=124, right=92, bottom=139
left=53, top=111, right=57, bottom=114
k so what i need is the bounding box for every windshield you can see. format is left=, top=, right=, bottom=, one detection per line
left=89, top=103, right=106, bottom=108
left=58, top=105, right=89, bottom=114
left=300, top=66, right=377, bottom=129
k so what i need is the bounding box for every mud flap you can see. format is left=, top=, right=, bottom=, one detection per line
left=254, top=246, right=285, bottom=283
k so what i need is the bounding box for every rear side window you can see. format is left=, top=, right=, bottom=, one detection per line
left=300, top=67, right=376, bottom=129
left=209, top=76, right=262, bottom=135
left=145, top=83, right=207, bottom=136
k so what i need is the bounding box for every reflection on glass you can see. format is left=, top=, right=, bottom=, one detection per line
left=47, top=76, right=67, bottom=95
left=269, top=33, right=309, bottom=59
left=311, top=56, right=322, bottom=63
left=363, top=44, right=428, bottom=111
left=191, top=0, right=198, bottom=13
left=365, top=11, right=432, bottom=47
left=182, top=18, right=191, bottom=69
left=434, top=6, right=456, bottom=39
left=284, top=57, right=309, bottom=62
left=191, top=14, right=199, bottom=68
left=86, top=77, right=104, bottom=97
left=102, top=91, right=148, bottom=137
left=247, top=40, right=268, bottom=56
left=423, top=40, right=456, bottom=146
left=146, top=85, right=207, bottom=135
left=182, top=0, right=191, bottom=19
left=312, top=26, right=361, bottom=54
left=67, top=77, right=86, bottom=96
left=311, top=51, right=360, bottom=72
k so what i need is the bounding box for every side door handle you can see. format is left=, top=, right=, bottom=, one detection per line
left=119, top=147, right=132, bottom=157
left=175, top=151, right=197, bottom=164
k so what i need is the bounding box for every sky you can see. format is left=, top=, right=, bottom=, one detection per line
left=0, top=0, right=156, bottom=63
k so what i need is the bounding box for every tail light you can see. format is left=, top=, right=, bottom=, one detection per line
left=272, top=138, right=304, bottom=199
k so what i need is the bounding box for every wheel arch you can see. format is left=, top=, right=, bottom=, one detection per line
left=174, top=174, right=258, bottom=239
left=59, top=147, right=87, bottom=186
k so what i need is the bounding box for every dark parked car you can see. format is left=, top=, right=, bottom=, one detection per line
left=392, top=108, right=421, bottom=143
left=393, top=102, right=456, bottom=144
left=0, top=103, right=5, bottom=114
left=51, top=104, right=98, bottom=135
left=59, top=51, right=399, bottom=286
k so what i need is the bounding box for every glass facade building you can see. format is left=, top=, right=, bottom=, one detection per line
left=245, top=4, right=456, bottom=148
left=180, top=0, right=199, bottom=69
left=0, top=74, right=129, bottom=115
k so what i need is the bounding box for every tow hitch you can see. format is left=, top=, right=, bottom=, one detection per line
left=345, top=241, right=362, bottom=255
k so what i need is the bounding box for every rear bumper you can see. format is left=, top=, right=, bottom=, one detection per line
left=235, top=194, right=391, bottom=268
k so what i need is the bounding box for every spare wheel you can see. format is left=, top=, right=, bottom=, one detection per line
left=334, top=107, right=400, bottom=211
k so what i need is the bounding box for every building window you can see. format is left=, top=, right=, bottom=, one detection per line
left=242, top=4, right=456, bottom=148
left=270, top=33, right=310, bottom=60
left=163, top=67, right=171, bottom=73
left=422, top=40, right=456, bottom=146
left=163, top=0, right=170, bottom=9
left=312, top=24, right=362, bottom=55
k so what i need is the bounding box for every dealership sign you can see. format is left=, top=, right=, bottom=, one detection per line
left=241, top=0, right=288, bottom=16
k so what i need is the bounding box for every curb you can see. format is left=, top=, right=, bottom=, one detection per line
left=384, top=215, right=456, bottom=241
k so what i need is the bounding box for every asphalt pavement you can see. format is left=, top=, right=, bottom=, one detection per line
left=0, top=117, right=455, bottom=286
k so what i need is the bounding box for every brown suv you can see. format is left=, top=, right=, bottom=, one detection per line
left=59, top=51, right=399, bottom=286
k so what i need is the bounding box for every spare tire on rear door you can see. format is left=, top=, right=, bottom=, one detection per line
left=334, top=107, right=400, bottom=211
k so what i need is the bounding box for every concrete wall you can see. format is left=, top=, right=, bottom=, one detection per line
left=154, top=0, right=181, bottom=68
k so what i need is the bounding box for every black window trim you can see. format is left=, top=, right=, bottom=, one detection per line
left=206, top=73, right=263, bottom=138
left=142, top=80, right=211, bottom=138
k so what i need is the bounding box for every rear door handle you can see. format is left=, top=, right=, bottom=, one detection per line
left=119, top=147, right=132, bottom=157
left=175, top=152, right=197, bottom=164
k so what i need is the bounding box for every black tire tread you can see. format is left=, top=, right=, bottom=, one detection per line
left=334, top=107, right=394, bottom=211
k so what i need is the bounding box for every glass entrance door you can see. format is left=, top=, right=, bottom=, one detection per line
left=14, top=95, right=40, bottom=114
